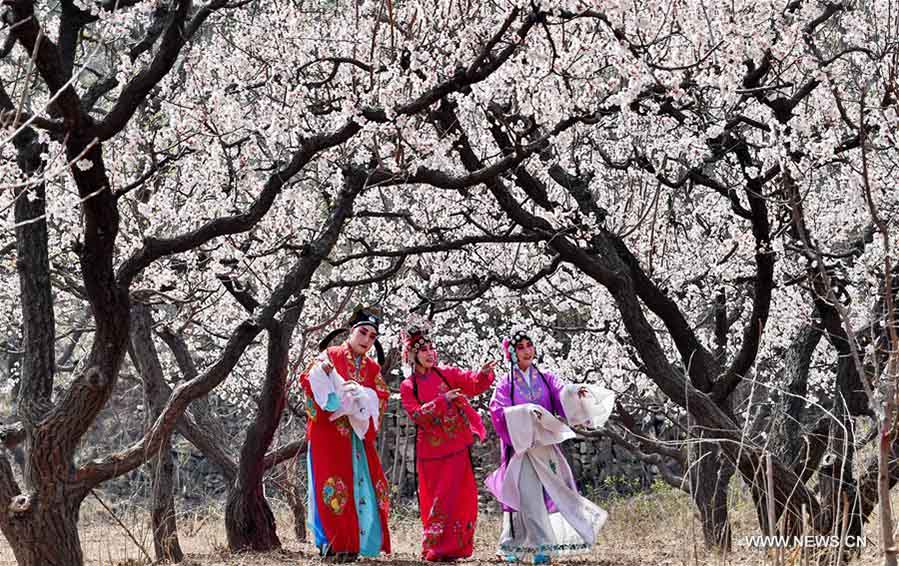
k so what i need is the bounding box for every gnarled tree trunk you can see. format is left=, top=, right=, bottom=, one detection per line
left=1, top=493, right=83, bottom=566
left=0, top=85, right=99, bottom=566
left=149, top=440, right=184, bottom=562
left=689, top=438, right=734, bottom=550
left=130, top=302, right=184, bottom=562
left=225, top=316, right=296, bottom=551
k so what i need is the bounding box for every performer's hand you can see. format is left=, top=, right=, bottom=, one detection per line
left=343, top=381, right=362, bottom=399
left=533, top=408, right=543, bottom=420
left=445, top=388, right=463, bottom=402
left=479, top=360, right=497, bottom=375
left=577, top=386, right=590, bottom=399
left=320, top=360, right=334, bottom=374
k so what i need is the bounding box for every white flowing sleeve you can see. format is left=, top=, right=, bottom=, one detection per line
left=308, top=354, right=342, bottom=410
left=560, top=385, right=615, bottom=429
left=504, top=403, right=576, bottom=452
left=329, top=382, right=380, bottom=440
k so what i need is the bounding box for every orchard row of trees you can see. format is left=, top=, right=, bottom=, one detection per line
left=1, top=1, right=898, bottom=565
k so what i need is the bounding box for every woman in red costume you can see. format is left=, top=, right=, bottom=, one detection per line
left=399, top=319, right=496, bottom=561
left=298, top=307, right=391, bottom=562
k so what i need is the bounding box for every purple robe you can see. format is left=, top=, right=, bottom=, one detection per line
left=487, top=366, right=572, bottom=513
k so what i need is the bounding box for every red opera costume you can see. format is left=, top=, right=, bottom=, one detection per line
left=299, top=342, right=392, bottom=556
left=400, top=365, right=494, bottom=561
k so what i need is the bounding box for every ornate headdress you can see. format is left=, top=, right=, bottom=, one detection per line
left=501, top=326, right=534, bottom=364
left=349, top=307, right=381, bottom=331
left=400, top=313, right=433, bottom=377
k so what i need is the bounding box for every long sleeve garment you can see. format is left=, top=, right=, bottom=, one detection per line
left=298, top=343, right=391, bottom=556
left=400, top=365, right=493, bottom=460
left=399, top=365, right=494, bottom=561
left=488, top=365, right=568, bottom=513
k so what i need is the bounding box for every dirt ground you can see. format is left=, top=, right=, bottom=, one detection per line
left=0, top=487, right=890, bottom=565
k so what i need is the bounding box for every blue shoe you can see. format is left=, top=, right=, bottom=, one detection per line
left=533, top=554, right=551, bottom=565
left=503, top=554, right=518, bottom=563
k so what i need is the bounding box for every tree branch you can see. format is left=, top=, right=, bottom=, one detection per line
left=262, top=439, right=306, bottom=470
left=58, top=0, right=97, bottom=79
left=321, top=257, right=406, bottom=292
left=219, top=275, right=261, bottom=313
left=156, top=327, right=199, bottom=380
left=130, top=300, right=238, bottom=481
left=91, top=0, right=193, bottom=140
left=7, top=0, right=84, bottom=128
left=328, top=232, right=545, bottom=266
left=116, top=119, right=362, bottom=287
left=714, top=178, right=776, bottom=401
left=580, top=425, right=686, bottom=491
left=74, top=165, right=367, bottom=489
left=392, top=7, right=538, bottom=117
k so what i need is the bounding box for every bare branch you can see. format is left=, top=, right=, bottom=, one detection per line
left=329, top=232, right=545, bottom=266
left=114, top=149, right=193, bottom=199
left=262, top=439, right=306, bottom=470
left=321, top=257, right=406, bottom=292
left=579, top=425, right=685, bottom=490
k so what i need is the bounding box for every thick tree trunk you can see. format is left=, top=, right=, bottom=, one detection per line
left=0, top=91, right=86, bottom=566
left=12, top=134, right=55, bottom=413
left=150, top=440, right=184, bottom=563
left=1, top=493, right=83, bottom=566
left=225, top=317, right=296, bottom=552
left=225, top=482, right=281, bottom=551
left=130, top=302, right=184, bottom=562
left=689, top=439, right=734, bottom=550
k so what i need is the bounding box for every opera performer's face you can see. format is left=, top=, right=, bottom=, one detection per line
left=415, top=342, right=437, bottom=371
left=348, top=325, right=377, bottom=356
left=516, top=338, right=535, bottom=369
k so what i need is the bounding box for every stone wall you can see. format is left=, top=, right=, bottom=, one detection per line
left=374, top=397, right=662, bottom=510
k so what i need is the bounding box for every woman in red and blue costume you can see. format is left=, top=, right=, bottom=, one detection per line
left=297, top=307, right=391, bottom=562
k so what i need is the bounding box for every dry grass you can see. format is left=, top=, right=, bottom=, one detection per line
left=0, top=485, right=893, bottom=566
